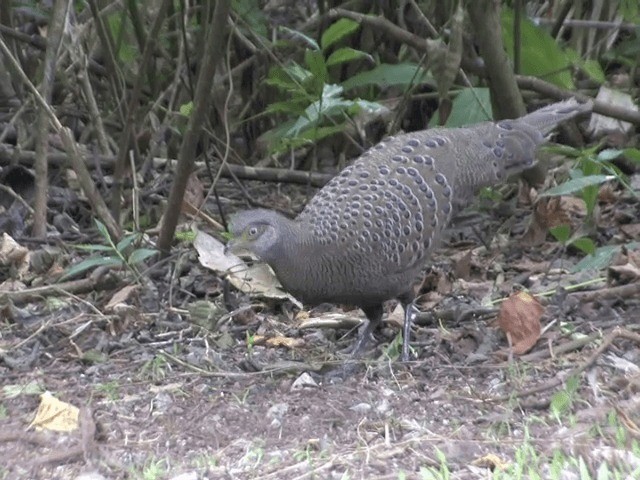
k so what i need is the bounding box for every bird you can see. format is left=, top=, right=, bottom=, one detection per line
left=225, top=98, right=592, bottom=362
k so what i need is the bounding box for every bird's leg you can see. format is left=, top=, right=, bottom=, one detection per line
left=399, top=294, right=417, bottom=362
left=349, top=304, right=384, bottom=357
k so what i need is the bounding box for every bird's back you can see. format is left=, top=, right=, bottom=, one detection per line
left=290, top=99, right=590, bottom=305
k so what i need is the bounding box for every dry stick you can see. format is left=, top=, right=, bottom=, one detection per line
left=569, top=281, right=640, bottom=303
left=0, top=148, right=335, bottom=188
left=0, top=37, right=120, bottom=239
left=516, top=75, right=640, bottom=125
left=86, top=0, right=126, bottom=120
left=0, top=184, right=34, bottom=213
left=157, top=0, right=232, bottom=252
left=112, top=0, right=171, bottom=220
left=0, top=274, right=119, bottom=306
left=72, top=40, right=112, bottom=155
left=32, top=0, right=69, bottom=238
left=488, top=327, right=640, bottom=403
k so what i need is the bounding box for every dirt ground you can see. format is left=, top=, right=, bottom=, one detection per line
left=1, top=181, right=640, bottom=480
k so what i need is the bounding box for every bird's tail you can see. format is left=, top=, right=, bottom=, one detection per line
left=520, top=97, right=593, bottom=136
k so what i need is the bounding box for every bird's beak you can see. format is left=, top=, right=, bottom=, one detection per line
left=223, top=240, right=235, bottom=256
left=224, top=237, right=245, bottom=256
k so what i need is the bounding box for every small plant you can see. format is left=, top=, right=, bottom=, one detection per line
left=550, top=376, right=580, bottom=423
left=264, top=18, right=428, bottom=153
left=95, top=381, right=120, bottom=402
left=140, top=458, right=168, bottom=480
left=420, top=448, right=451, bottom=480
left=139, top=354, right=170, bottom=383
left=245, top=331, right=256, bottom=357
left=63, top=219, right=157, bottom=281
left=542, top=146, right=640, bottom=271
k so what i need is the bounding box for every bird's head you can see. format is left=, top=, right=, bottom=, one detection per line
left=225, top=209, right=294, bottom=262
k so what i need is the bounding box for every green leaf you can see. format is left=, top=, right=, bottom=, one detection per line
left=304, top=49, right=328, bottom=85
left=431, top=88, right=492, bottom=127
left=540, top=175, right=615, bottom=197
left=265, top=64, right=312, bottom=92
left=321, top=18, right=360, bottom=51
left=75, top=244, right=115, bottom=252
left=232, top=0, right=269, bottom=40
left=61, top=256, right=124, bottom=281
left=278, top=26, right=319, bottom=50
left=572, top=242, right=640, bottom=272
left=179, top=101, right=193, bottom=117
left=549, top=224, right=571, bottom=243
left=501, top=9, right=575, bottom=89
left=597, top=149, right=623, bottom=161
left=175, top=230, right=197, bottom=242
left=570, top=237, right=596, bottom=255
left=116, top=235, right=138, bottom=254
left=128, top=248, right=157, bottom=265
left=341, top=63, right=432, bottom=90
left=623, top=148, right=640, bottom=164
left=94, top=219, right=111, bottom=242
left=326, top=47, right=372, bottom=67
left=581, top=59, right=606, bottom=84
left=550, top=389, right=572, bottom=417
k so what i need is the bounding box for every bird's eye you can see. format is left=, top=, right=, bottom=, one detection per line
left=248, top=227, right=259, bottom=236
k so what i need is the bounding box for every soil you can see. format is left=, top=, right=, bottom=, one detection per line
left=1, top=181, right=640, bottom=480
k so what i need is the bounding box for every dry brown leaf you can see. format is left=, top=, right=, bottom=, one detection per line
left=29, top=392, right=79, bottom=432
left=104, top=285, right=139, bottom=312
left=0, top=233, right=30, bottom=277
left=621, top=224, right=640, bottom=240
left=609, top=247, right=640, bottom=283
left=254, top=335, right=305, bottom=349
left=454, top=249, right=473, bottom=279
left=522, top=197, right=571, bottom=246
left=497, top=291, right=543, bottom=355
left=472, top=453, right=509, bottom=470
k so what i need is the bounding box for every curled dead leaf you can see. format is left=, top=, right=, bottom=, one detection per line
left=497, top=291, right=544, bottom=355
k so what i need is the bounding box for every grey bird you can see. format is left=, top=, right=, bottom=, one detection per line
left=225, top=98, right=592, bottom=361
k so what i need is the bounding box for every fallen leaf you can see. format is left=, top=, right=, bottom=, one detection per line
left=522, top=197, right=571, bottom=246
left=497, top=291, right=543, bottom=355
left=472, top=453, right=509, bottom=470
left=29, top=392, right=79, bottom=432
left=195, top=230, right=302, bottom=307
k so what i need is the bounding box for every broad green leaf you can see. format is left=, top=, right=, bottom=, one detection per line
left=128, top=248, right=157, bottom=265
left=581, top=59, right=606, bottom=84
left=304, top=49, right=328, bottom=84
left=624, top=148, right=640, bottom=164
left=61, top=256, right=123, bottom=281
left=321, top=18, right=360, bottom=51
left=232, top=0, right=269, bottom=40
left=570, top=237, right=596, bottom=255
left=341, top=63, right=433, bottom=90
left=116, top=235, right=138, bottom=253
left=501, top=9, right=574, bottom=89
left=179, top=102, right=193, bottom=117
left=264, top=100, right=307, bottom=116
left=278, top=26, right=319, bottom=50
left=597, top=149, right=623, bottom=161
left=353, top=99, right=386, bottom=114
left=265, top=64, right=313, bottom=92
left=3, top=381, right=43, bottom=398
left=326, top=47, right=372, bottom=67
left=430, top=88, right=492, bottom=127
left=94, top=219, right=111, bottom=242
left=540, top=175, right=614, bottom=197
left=549, top=224, right=571, bottom=243
left=572, top=242, right=640, bottom=272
